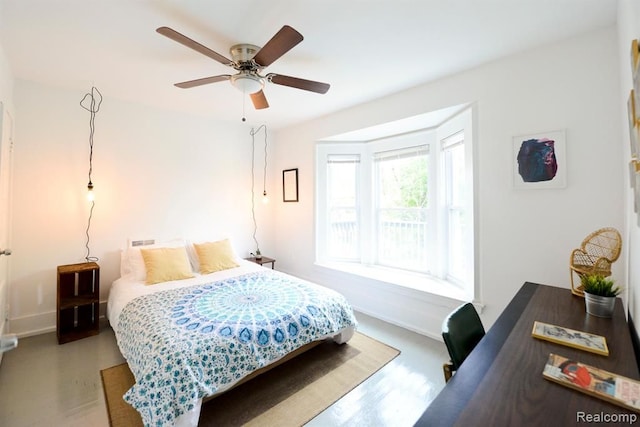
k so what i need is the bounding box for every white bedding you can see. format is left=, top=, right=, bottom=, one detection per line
left=107, top=260, right=356, bottom=426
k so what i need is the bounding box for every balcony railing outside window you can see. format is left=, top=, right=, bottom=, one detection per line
left=328, top=208, right=359, bottom=259
left=377, top=208, right=428, bottom=272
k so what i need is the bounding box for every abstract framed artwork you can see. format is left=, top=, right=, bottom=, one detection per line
left=513, top=130, right=566, bottom=189
left=283, top=168, right=299, bottom=202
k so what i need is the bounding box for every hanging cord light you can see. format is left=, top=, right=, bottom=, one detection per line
left=250, top=125, right=267, bottom=257
left=79, top=87, right=102, bottom=262
left=262, top=127, right=268, bottom=204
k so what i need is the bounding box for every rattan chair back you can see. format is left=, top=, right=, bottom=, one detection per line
left=569, top=227, right=622, bottom=296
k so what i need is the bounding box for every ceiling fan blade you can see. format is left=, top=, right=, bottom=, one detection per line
left=268, top=74, right=330, bottom=94
left=250, top=90, right=269, bottom=109
left=253, top=25, right=304, bottom=67
left=175, top=75, right=231, bottom=89
left=157, top=26, right=233, bottom=66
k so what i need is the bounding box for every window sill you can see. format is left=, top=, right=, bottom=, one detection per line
left=315, top=260, right=471, bottom=302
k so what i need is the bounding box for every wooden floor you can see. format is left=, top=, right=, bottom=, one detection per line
left=0, top=312, right=448, bottom=427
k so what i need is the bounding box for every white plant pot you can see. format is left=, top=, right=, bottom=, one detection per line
left=584, top=292, right=616, bottom=318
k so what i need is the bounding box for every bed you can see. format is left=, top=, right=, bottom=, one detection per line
left=107, top=239, right=357, bottom=427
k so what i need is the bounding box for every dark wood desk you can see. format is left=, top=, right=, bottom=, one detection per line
left=416, top=282, right=640, bottom=426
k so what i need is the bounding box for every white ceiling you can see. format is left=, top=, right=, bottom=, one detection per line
left=0, top=0, right=618, bottom=129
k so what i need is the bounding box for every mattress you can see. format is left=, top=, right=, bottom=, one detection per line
left=107, top=260, right=357, bottom=426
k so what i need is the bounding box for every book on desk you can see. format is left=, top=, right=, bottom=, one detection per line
left=532, top=321, right=609, bottom=356
left=543, top=353, right=640, bottom=413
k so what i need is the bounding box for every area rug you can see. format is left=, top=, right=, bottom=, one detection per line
left=101, top=332, right=399, bottom=426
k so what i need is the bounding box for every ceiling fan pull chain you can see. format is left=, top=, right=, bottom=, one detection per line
left=242, top=89, right=247, bottom=122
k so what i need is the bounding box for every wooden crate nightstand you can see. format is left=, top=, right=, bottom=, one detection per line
left=56, top=262, right=100, bottom=344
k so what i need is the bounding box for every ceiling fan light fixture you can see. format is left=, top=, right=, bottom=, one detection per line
left=158, top=26, right=330, bottom=108
left=231, top=73, right=264, bottom=94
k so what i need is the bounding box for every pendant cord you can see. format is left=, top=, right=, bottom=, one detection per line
left=250, top=128, right=258, bottom=251
left=79, top=87, right=102, bottom=262
left=250, top=125, right=267, bottom=253
left=263, top=128, right=267, bottom=194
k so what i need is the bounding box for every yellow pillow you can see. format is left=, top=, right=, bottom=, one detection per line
left=140, top=246, right=194, bottom=285
left=194, top=239, right=239, bottom=274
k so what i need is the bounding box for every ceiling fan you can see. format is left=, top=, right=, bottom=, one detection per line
left=156, top=25, right=330, bottom=110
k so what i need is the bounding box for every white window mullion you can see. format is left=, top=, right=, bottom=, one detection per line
left=361, top=150, right=374, bottom=265
left=430, top=136, right=443, bottom=277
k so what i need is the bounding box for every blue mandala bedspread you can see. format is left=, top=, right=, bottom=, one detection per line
left=115, top=269, right=357, bottom=427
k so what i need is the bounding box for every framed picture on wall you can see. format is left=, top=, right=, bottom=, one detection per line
left=634, top=79, right=640, bottom=124
left=628, top=90, right=639, bottom=158
left=512, top=130, right=566, bottom=189
left=636, top=173, right=640, bottom=222
left=283, top=168, right=299, bottom=202
left=631, top=39, right=640, bottom=80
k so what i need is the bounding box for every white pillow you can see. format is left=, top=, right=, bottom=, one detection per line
left=120, top=238, right=187, bottom=280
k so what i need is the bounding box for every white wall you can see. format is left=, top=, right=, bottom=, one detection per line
left=9, top=80, right=275, bottom=336
left=0, top=45, right=12, bottom=110
left=618, top=0, right=640, bottom=344
left=273, top=26, right=623, bottom=339
left=0, top=41, right=14, bottom=347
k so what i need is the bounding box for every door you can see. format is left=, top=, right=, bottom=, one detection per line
left=0, top=102, right=14, bottom=364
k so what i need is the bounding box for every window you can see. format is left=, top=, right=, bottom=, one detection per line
left=374, top=146, right=429, bottom=272
left=326, top=154, right=360, bottom=260
left=316, top=107, right=474, bottom=298
left=442, top=132, right=466, bottom=284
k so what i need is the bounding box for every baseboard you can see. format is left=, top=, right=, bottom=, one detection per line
left=8, top=300, right=108, bottom=338
left=9, top=311, right=56, bottom=338
left=353, top=305, right=442, bottom=341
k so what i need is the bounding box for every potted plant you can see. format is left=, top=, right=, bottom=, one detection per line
left=580, top=274, right=622, bottom=318
left=254, top=248, right=262, bottom=260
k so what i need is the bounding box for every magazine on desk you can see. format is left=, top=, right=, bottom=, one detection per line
left=532, top=321, right=609, bottom=356
left=543, top=353, right=640, bottom=413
